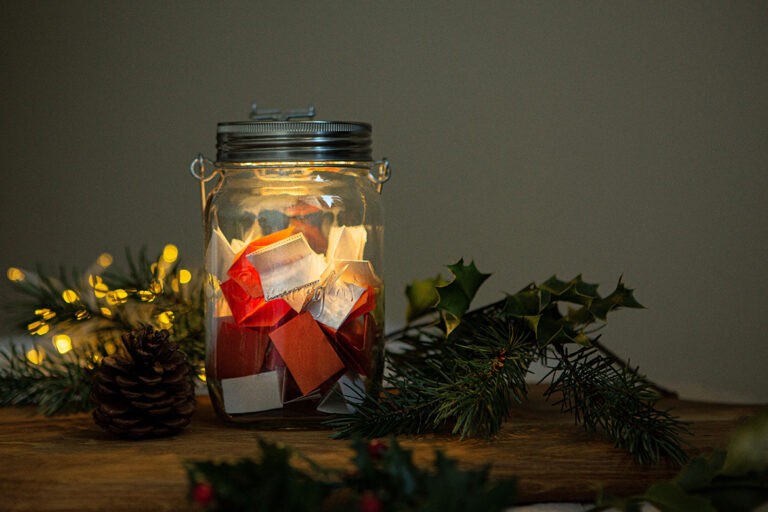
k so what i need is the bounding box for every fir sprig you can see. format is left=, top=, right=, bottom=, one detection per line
left=0, top=342, right=103, bottom=415
left=327, top=316, right=536, bottom=440
left=544, top=344, right=690, bottom=465
left=1, top=247, right=205, bottom=415
left=329, top=261, right=690, bottom=466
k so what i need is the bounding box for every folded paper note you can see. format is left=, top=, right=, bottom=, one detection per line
left=221, top=371, right=283, bottom=414
left=227, top=227, right=296, bottom=299
left=247, top=233, right=326, bottom=303
left=334, top=313, right=376, bottom=376
left=334, top=260, right=382, bottom=289
left=213, top=319, right=270, bottom=379
left=316, top=373, right=366, bottom=414
left=306, top=279, right=366, bottom=331
left=220, top=279, right=293, bottom=327
left=327, top=225, right=367, bottom=261
left=206, top=226, right=238, bottom=281
left=269, top=312, right=345, bottom=396
left=277, top=366, right=324, bottom=405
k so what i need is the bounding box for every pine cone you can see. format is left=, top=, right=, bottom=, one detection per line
left=91, top=326, right=196, bottom=438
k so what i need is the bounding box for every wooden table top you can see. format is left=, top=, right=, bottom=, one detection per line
left=0, top=385, right=764, bottom=511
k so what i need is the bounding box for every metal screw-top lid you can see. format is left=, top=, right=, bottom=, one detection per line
left=216, top=104, right=372, bottom=163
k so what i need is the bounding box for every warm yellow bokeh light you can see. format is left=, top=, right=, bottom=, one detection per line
left=198, top=369, right=207, bottom=382
left=97, top=253, right=113, bottom=268
left=35, top=308, right=56, bottom=320
left=75, top=309, right=89, bottom=320
left=149, top=280, right=164, bottom=294
left=26, top=349, right=43, bottom=365
left=62, top=289, right=80, bottom=303
left=179, top=269, right=192, bottom=284
left=137, top=290, right=155, bottom=302
left=89, top=275, right=109, bottom=298
left=7, top=267, right=25, bottom=282
left=157, top=310, right=174, bottom=328
left=104, top=341, right=117, bottom=355
left=28, top=321, right=50, bottom=336
left=53, top=334, right=72, bottom=354
left=100, top=307, right=113, bottom=317
left=171, top=278, right=180, bottom=293
left=106, top=289, right=128, bottom=305
left=162, top=244, right=178, bottom=263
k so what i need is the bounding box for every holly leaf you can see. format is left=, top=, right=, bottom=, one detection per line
left=539, top=275, right=601, bottom=308
left=536, top=313, right=591, bottom=348
left=405, top=274, right=447, bottom=323
left=674, top=453, right=724, bottom=491
left=436, top=259, right=491, bottom=334
left=589, top=277, right=645, bottom=321
left=722, top=411, right=768, bottom=476
left=644, top=482, right=717, bottom=512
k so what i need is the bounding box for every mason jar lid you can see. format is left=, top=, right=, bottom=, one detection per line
left=216, top=120, right=373, bottom=163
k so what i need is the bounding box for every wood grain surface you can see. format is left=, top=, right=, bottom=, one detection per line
left=0, top=385, right=764, bottom=511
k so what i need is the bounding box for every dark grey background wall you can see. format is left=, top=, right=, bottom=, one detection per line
left=1, top=1, right=766, bottom=402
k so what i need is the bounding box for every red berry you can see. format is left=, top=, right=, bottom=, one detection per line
left=367, top=441, right=387, bottom=460
left=193, top=483, right=215, bottom=505
left=359, top=493, right=384, bottom=512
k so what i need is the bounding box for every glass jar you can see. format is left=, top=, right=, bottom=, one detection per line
left=191, top=107, right=391, bottom=427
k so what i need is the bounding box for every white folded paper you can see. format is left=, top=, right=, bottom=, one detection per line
left=327, top=225, right=367, bottom=261
left=307, top=279, right=366, bottom=330
left=334, top=260, right=382, bottom=288
left=205, top=226, right=238, bottom=281
left=316, top=373, right=366, bottom=414
left=221, top=371, right=283, bottom=414
left=246, top=233, right=326, bottom=303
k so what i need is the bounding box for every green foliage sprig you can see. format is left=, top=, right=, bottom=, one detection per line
left=185, top=437, right=518, bottom=512
left=593, top=411, right=768, bottom=511
left=1, top=247, right=204, bottom=415
left=329, top=260, right=690, bottom=465
left=185, top=413, right=768, bottom=512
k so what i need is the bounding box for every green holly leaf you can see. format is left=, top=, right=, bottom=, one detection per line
left=501, top=288, right=544, bottom=335
left=722, top=411, right=768, bottom=476
left=536, top=313, right=591, bottom=348
left=644, top=482, right=717, bottom=512
left=539, top=275, right=601, bottom=308
left=674, top=453, right=724, bottom=491
left=436, top=259, right=491, bottom=334
left=589, top=277, right=645, bottom=321
left=405, top=274, right=448, bottom=323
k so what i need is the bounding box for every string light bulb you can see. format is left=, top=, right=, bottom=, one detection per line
left=7, top=267, right=25, bottom=282
left=162, top=244, right=178, bottom=263
left=97, top=253, right=113, bottom=268
left=53, top=334, right=72, bottom=354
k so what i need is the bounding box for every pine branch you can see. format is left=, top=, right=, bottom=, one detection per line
left=544, top=345, right=690, bottom=465
left=1, top=247, right=205, bottom=415
left=0, top=343, right=100, bottom=415
left=328, top=316, right=536, bottom=439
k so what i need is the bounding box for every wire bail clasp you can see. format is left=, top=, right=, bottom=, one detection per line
left=189, top=153, right=218, bottom=218
left=369, top=158, right=392, bottom=194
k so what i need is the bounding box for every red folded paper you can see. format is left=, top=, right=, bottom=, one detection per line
left=269, top=312, right=345, bottom=396
left=220, top=279, right=293, bottom=326
left=227, top=227, right=296, bottom=299
left=347, top=286, right=376, bottom=320
left=334, top=313, right=376, bottom=376
left=212, top=319, right=270, bottom=380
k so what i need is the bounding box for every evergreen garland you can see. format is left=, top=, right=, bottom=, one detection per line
left=328, top=261, right=691, bottom=466
left=1, top=246, right=204, bottom=415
